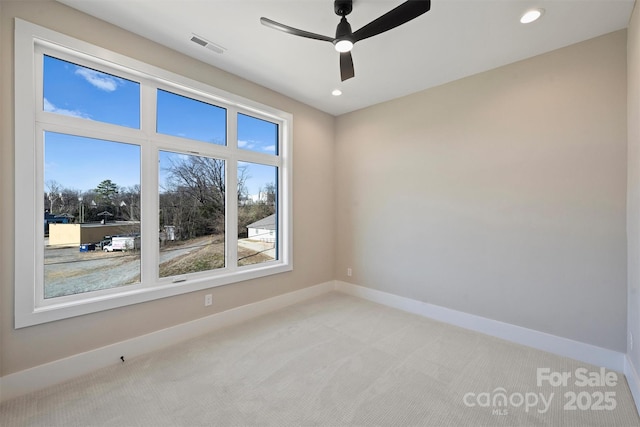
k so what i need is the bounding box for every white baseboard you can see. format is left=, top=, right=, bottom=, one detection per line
left=0, top=281, right=335, bottom=403
left=335, top=281, right=626, bottom=373
left=625, top=355, right=640, bottom=416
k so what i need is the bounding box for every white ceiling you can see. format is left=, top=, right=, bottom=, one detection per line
left=58, top=0, right=635, bottom=116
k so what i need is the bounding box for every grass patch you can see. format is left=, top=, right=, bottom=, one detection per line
left=159, top=235, right=274, bottom=277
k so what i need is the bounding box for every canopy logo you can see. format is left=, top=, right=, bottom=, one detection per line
left=463, top=388, right=553, bottom=415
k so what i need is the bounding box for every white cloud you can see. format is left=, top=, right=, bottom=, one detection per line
left=239, top=140, right=276, bottom=153
left=238, top=140, right=255, bottom=150
left=43, top=98, right=90, bottom=119
left=74, top=68, right=120, bottom=92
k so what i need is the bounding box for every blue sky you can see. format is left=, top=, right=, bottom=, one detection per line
left=43, top=55, right=278, bottom=195
left=45, top=132, right=140, bottom=192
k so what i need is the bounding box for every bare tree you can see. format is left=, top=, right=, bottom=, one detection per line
left=264, top=182, right=277, bottom=206
left=237, top=163, right=249, bottom=204
left=45, top=180, right=63, bottom=213
left=116, top=184, right=141, bottom=221
left=160, top=155, right=253, bottom=239
left=162, top=156, right=226, bottom=238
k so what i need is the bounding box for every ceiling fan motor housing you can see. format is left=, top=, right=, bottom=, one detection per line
left=334, top=0, right=353, bottom=17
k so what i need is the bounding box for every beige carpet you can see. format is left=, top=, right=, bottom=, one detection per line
left=1, top=292, right=639, bottom=426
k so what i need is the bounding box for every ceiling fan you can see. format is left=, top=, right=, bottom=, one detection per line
left=260, top=0, right=432, bottom=82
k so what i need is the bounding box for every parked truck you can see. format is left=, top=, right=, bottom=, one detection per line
left=103, top=234, right=140, bottom=252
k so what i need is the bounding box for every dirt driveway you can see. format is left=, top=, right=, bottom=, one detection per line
left=44, top=244, right=193, bottom=298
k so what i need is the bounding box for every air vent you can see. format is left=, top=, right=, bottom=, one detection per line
left=190, top=35, right=207, bottom=47
left=190, top=34, right=225, bottom=54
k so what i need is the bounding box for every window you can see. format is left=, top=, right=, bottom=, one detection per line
left=15, top=19, right=292, bottom=327
left=44, top=132, right=142, bottom=298
left=43, top=55, right=141, bottom=128
left=156, top=89, right=226, bottom=145
left=158, top=151, right=226, bottom=278
left=238, top=113, right=278, bottom=154
left=238, top=162, right=278, bottom=267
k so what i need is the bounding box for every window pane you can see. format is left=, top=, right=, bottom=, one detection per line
left=238, top=162, right=278, bottom=266
left=44, top=132, right=141, bottom=299
left=238, top=113, right=278, bottom=154
left=43, top=55, right=140, bottom=128
left=159, top=151, right=226, bottom=277
left=157, top=89, right=226, bottom=145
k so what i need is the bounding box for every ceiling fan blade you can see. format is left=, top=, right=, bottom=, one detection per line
left=353, top=0, right=431, bottom=43
left=260, top=17, right=334, bottom=43
left=340, top=51, right=355, bottom=81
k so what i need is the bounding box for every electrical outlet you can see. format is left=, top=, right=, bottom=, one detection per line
left=347, top=267, right=352, bottom=277
left=204, top=294, right=213, bottom=307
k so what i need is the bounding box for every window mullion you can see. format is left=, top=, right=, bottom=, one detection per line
left=34, top=125, right=46, bottom=308
left=227, top=107, right=239, bottom=270
left=140, top=82, right=158, bottom=284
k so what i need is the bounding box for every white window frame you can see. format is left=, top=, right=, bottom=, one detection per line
left=14, top=19, right=293, bottom=328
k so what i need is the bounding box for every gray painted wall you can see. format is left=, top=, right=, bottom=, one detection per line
left=335, top=30, right=628, bottom=352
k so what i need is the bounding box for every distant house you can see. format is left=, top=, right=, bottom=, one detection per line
left=246, top=214, right=276, bottom=243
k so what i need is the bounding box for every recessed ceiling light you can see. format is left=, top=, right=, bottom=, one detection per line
left=520, top=8, right=544, bottom=24
left=332, top=89, right=342, bottom=96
